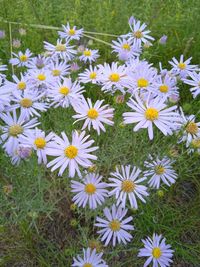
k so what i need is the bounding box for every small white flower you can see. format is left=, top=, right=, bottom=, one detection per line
left=138, top=233, right=174, bottom=267
left=27, top=55, right=50, bottom=70
left=46, top=131, right=98, bottom=177
left=182, top=71, right=200, bottom=98
left=19, top=128, right=54, bottom=164
left=10, top=73, right=32, bottom=92
left=79, top=48, right=99, bottom=63
left=112, top=37, right=141, bottom=61
left=126, top=62, right=157, bottom=96
left=78, top=65, right=101, bottom=84
left=48, top=78, right=84, bottom=108
left=95, top=204, right=134, bottom=246
left=71, top=172, right=108, bottom=209
left=72, top=248, right=108, bottom=267
left=11, top=90, right=48, bottom=119
left=153, top=74, right=179, bottom=99
left=11, top=144, right=32, bottom=165
left=178, top=108, right=200, bottom=146
left=98, top=62, right=127, bottom=94
left=44, top=39, right=77, bottom=61
left=48, top=59, right=70, bottom=80
left=144, top=155, right=178, bottom=188
left=125, top=17, right=154, bottom=46
left=187, top=137, right=200, bottom=154
left=73, top=97, right=114, bottom=135
left=9, top=49, right=33, bottom=67
left=58, top=22, right=83, bottom=41
left=27, top=69, right=53, bottom=89
left=108, top=165, right=149, bottom=209
left=0, top=110, right=39, bottom=156
left=169, top=55, right=198, bottom=79
left=123, top=93, right=181, bottom=140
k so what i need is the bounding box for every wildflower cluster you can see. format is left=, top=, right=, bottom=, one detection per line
left=0, top=16, right=200, bottom=266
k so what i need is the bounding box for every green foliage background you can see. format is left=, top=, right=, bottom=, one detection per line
left=0, top=0, right=200, bottom=266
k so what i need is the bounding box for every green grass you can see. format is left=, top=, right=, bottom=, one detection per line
left=0, top=0, right=200, bottom=266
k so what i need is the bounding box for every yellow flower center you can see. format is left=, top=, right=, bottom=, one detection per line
left=83, top=50, right=91, bottom=56
left=155, top=165, right=165, bottom=175
left=37, top=74, right=46, bottom=81
left=89, top=72, right=97, bottom=79
left=191, top=138, right=200, bottom=148
left=17, top=81, right=26, bottom=90
left=9, top=124, right=23, bottom=136
left=109, top=73, right=120, bottom=82
left=19, top=54, right=28, bottom=62
left=64, top=145, right=78, bottom=159
left=55, top=44, right=66, bottom=52
left=34, top=138, right=46, bottom=149
left=87, top=108, right=99, bottom=119
left=186, top=122, right=198, bottom=134
left=159, top=84, right=169, bottom=93
left=83, top=264, right=93, bottom=267
left=145, top=108, right=159, bottom=121
left=134, top=30, right=143, bottom=39
left=20, top=98, right=33, bottom=108
left=137, top=78, right=149, bottom=88
left=69, top=28, right=75, bottom=35
left=121, top=180, right=135, bottom=193
left=178, top=63, right=186, bottom=70
left=122, top=43, right=130, bottom=50
left=109, top=219, right=121, bottom=232
left=85, top=183, right=96, bottom=195
left=59, top=86, right=70, bottom=95
left=152, top=247, right=162, bottom=259
left=52, top=69, right=61, bottom=76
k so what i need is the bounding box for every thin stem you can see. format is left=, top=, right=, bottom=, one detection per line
left=83, top=33, right=112, bottom=46
left=8, top=22, right=14, bottom=75
left=0, top=17, right=118, bottom=38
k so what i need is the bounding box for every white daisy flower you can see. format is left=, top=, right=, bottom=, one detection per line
left=44, top=39, right=77, bottom=61
left=108, top=165, right=149, bottom=209
left=138, top=233, right=174, bottom=267
left=0, top=110, right=39, bottom=155
left=126, top=62, right=157, bottom=96
left=72, top=248, right=108, bottom=267
left=58, top=22, right=83, bottom=41
left=71, top=172, right=108, bottom=209
left=182, top=71, right=200, bottom=98
left=98, top=62, right=127, bottom=94
left=27, top=54, right=50, bottom=70
left=125, top=16, right=154, bottom=46
left=48, top=78, right=84, bottom=108
left=10, top=73, right=32, bottom=92
left=11, top=90, right=48, bottom=119
left=144, top=155, right=178, bottom=188
left=46, top=131, right=98, bottom=177
left=178, top=109, right=200, bottom=146
left=123, top=93, right=182, bottom=140
left=10, top=144, right=32, bottom=165
left=9, top=49, right=33, bottom=67
left=152, top=74, right=179, bottom=99
left=27, top=69, right=53, bottom=89
left=19, top=128, right=54, bottom=164
left=72, top=97, right=114, bottom=135
left=95, top=204, right=134, bottom=246
left=79, top=48, right=99, bottom=64
left=169, top=55, right=198, bottom=79
left=78, top=65, right=101, bottom=84
left=112, top=37, right=141, bottom=61
left=187, top=137, right=200, bottom=154
left=48, top=59, right=70, bottom=80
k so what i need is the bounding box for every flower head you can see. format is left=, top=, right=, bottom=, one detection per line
left=138, top=233, right=174, bottom=267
